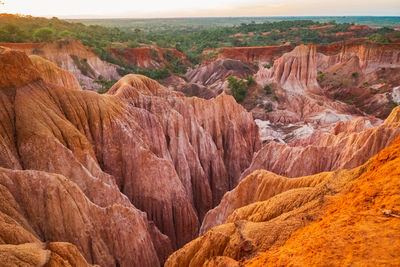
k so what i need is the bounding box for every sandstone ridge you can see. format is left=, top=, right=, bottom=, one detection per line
left=0, top=39, right=120, bottom=90
left=0, top=47, right=260, bottom=266
left=166, top=133, right=400, bottom=266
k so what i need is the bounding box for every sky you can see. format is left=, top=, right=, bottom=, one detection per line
left=1, top=0, right=400, bottom=18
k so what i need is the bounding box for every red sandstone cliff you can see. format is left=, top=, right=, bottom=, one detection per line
left=28, top=55, right=82, bottom=91
left=247, top=40, right=399, bottom=145
left=254, top=43, right=360, bottom=127
left=257, top=44, right=321, bottom=93
left=2, top=35, right=399, bottom=266
left=200, top=106, right=400, bottom=233
left=166, top=129, right=400, bottom=266
left=314, top=40, right=400, bottom=118
left=185, top=59, right=257, bottom=94
left=0, top=46, right=260, bottom=265
left=188, top=40, right=399, bottom=128
left=0, top=39, right=120, bottom=90
left=202, top=44, right=293, bottom=65
left=107, top=74, right=260, bottom=219
left=316, top=39, right=400, bottom=73
left=109, top=46, right=190, bottom=69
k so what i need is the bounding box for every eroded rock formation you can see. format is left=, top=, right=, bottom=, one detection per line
left=0, top=46, right=260, bottom=265
left=175, top=83, right=217, bottom=100
left=202, top=44, right=293, bottom=65
left=0, top=39, right=120, bottom=90
left=185, top=58, right=257, bottom=94
left=186, top=40, right=399, bottom=144
left=29, top=55, right=82, bottom=91
left=2, top=34, right=399, bottom=267
left=201, top=106, right=400, bottom=233
left=254, top=43, right=359, bottom=130
left=316, top=39, right=400, bottom=73
left=166, top=130, right=400, bottom=266
left=108, top=46, right=190, bottom=69
left=257, top=44, right=321, bottom=94
left=0, top=243, right=95, bottom=267
left=241, top=110, right=400, bottom=178
left=0, top=168, right=161, bottom=267
left=107, top=74, right=260, bottom=215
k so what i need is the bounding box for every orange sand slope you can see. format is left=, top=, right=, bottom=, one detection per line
left=247, top=135, right=400, bottom=266
left=166, top=123, right=400, bottom=266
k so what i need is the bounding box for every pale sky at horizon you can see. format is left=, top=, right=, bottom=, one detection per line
left=1, top=0, right=400, bottom=18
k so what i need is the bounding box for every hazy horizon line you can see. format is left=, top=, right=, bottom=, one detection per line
left=47, top=14, right=400, bottom=20
left=64, top=15, right=400, bottom=20
left=2, top=12, right=399, bottom=21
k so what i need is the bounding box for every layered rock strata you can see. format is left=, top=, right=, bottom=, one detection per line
left=0, top=46, right=260, bottom=265
left=166, top=128, right=400, bottom=266
left=0, top=40, right=120, bottom=90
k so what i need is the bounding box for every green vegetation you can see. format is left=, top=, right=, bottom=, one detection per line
left=33, top=27, right=54, bottom=41
left=227, top=76, right=248, bottom=102
left=1, top=14, right=398, bottom=81
left=0, top=14, right=144, bottom=64
left=70, top=55, right=95, bottom=77
left=369, top=33, right=391, bottom=43
left=351, top=72, right=359, bottom=78
left=138, top=19, right=359, bottom=64
left=151, top=49, right=160, bottom=62
left=127, top=40, right=139, bottom=48
left=246, top=74, right=254, bottom=85
left=71, top=16, right=400, bottom=30
left=273, top=95, right=279, bottom=101
left=333, top=92, right=357, bottom=104
left=368, top=27, right=395, bottom=44
left=139, top=68, right=170, bottom=80
left=264, top=62, right=274, bottom=69
left=121, top=67, right=170, bottom=80
left=94, top=78, right=116, bottom=94
left=345, top=94, right=356, bottom=105
left=163, top=50, right=187, bottom=75
left=317, top=71, right=325, bottom=83
left=1, top=14, right=392, bottom=65
left=264, top=85, right=272, bottom=94
left=389, top=101, right=398, bottom=111
left=205, top=49, right=220, bottom=60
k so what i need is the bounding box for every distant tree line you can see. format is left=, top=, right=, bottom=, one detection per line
left=0, top=14, right=397, bottom=79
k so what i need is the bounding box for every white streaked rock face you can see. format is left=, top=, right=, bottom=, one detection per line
left=392, top=86, right=400, bottom=105
left=255, top=119, right=315, bottom=144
